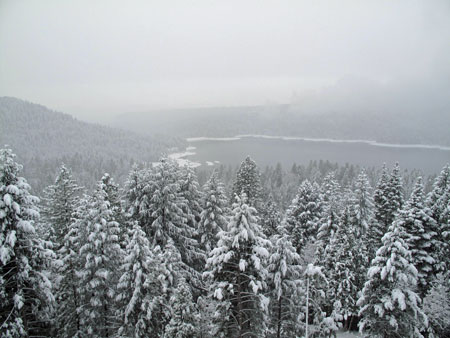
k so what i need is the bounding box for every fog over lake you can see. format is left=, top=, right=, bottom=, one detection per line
left=176, top=136, right=450, bottom=174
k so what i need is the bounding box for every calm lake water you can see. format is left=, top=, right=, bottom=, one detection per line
left=180, top=136, right=450, bottom=174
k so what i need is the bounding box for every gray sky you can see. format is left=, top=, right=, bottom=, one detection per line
left=1, top=0, right=449, bottom=122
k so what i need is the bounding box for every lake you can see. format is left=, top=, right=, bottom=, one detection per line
left=171, top=135, right=450, bottom=174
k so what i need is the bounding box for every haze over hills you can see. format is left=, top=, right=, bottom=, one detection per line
left=112, top=102, right=450, bottom=147
left=0, top=97, right=184, bottom=192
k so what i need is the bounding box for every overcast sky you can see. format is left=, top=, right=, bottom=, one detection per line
left=1, top=0, right=449, bottom=122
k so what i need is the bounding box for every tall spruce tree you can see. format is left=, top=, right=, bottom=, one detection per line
left=395, top=177, right=437, bottom=297
left=204, top=194, right=270, bottom=337
left=284, top=180, right=323, bottom=254
left=116, top=223, right=178, bottom=337
left=232, top=156, right=262, bottom=209
left=198, top=169, right=229, bottom=254
left=41, top=164, right=82, bottom=248
left=267, top=230, right=302, bottom=338
left=76, top=174, right=123, bottom=338
left=357, top=218, right=427, bottom=337
left=426, top=164, right=450, bottom=272
left=0, top=148, right=54, bottom=337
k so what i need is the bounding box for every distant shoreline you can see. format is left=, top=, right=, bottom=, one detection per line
left=186, top=134, right=450, bottom=152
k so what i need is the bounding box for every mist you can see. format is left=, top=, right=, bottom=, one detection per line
left=1, top=0, right=449, bottom=122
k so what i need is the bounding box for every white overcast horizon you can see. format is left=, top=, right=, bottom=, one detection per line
left=1, top=0, right=449, bottom=122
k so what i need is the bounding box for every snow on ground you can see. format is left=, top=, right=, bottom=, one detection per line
left=206, top=161, right=215, bottom=166
left=167, top=150, right=201, bottom=168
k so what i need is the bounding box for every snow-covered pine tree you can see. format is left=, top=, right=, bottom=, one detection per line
left=144, top=159, right=199, bottom=266
left=395, top=177, right=437, bottom=297
left=267, top=229, right=303, bottom=338
left=357, top=217, right=427, bottom=337
left=260, top=194, right=282, bottom=238
left=116, top=222, right=174, bottom=337
left=198, top=169, right=229, bottom=254
left=164, top=277, right=199, bottom=338
left=40, top=165, right=84, bottom=337
left=317, top=172, right=342, bottom=242
left=0, top=148, right=54, bottom=337
left=41, top=164, right=82, bottom=248
left=368, top=163, right=404, bottom=260
left=325, top=203, right=368, bottom=331
left=352, top=169, right=374, bottom=237
left=124, top=163, right=147, bottom=225
left=53, top=196, right=86, bottom=338
left=76, top=174, right=124, bottom=338
left=425, top=164, right=450, bottom=272
left=204, top=194, right=270, bottom=338
left=231, top=156, right=263, bottom=209
left=179, top=164, right=203, bottom=229
left=284, top=180, right=323, bottom=255
left=423, top=272, right=450, bottom=337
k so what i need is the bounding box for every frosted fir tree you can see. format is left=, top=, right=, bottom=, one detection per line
left=76, top=175, right=124, bottom=338
left=41, top=164, right=82, bottom=248
left=395, top=177, right=437, bottom=297
left=179, top=164, right=203, bottom=229
left=0, top=148, right=54, bottom=337
left=324, top=204, right=368, bottom=331
left=352, top=169, right=374, bottom=237
left=425, top=164, right=450, bottom=272
left=260, top=194, right=282, bottom=238
left=284, top=180, right=323, bottom=254
left=145, top=159, right=199, bottom=266
left=198, top=169, right=229, bottom=254
left=317, top=172, right=342, bottom=242
left=368, top=163, right=404, bottom=260
left=53, top=196, right=86, bottom=338
left=116, top=223, right=172, bottom=338
left=204, top=194, right=270, bottom=338
left=267, top=229, right=303, bottom=338
left=423, top=272, right=450, bottom=337
left=123, top=163, right=147, bottom=224
left=231, top=156, right=263, bottom=209
left=164, top=277, right=199, bottom=338
left=388, top=163, right=404, bottom=214
left=357, top=219, right=428, bottom=337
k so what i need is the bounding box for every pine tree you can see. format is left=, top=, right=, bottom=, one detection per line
left=116, top=223, right=173, bottom=337
left=164, top=278, right=199, bottom=338
left=325, top=203, right=368, bottom=330
left=284, top=180, right=323, bottom=254
left=423, top=272, right=450, bottom=337
left=0, top=148, right=54, bottom=337
left=198, top=170, right=229, bottom=254
left=76, top=175, right=123, bottom=337
left=143, top=159, right=199, bottom=266
left=317, top=172, right=342, bottom=242
left=426, top=164, right=450, bottom=272
left=396, top=177, right=437, bottom=297
left=53, top=197, right=85, bottom=338
left=260, top=194, right=282, bottom=238
left=267, top=231, right=302, bottom=338
left=179, top=164, right=203, bottom=230
left=357, top=219, right=427, bottom=337
left=232, top=156, right=262, bottom=209
left=368, top=163, right=404, bottom=259
left=353, top=169, right=374, bottom=237
left=204, top=194, right=270, bottom=337
left=41, top=164, right=82, bottom=248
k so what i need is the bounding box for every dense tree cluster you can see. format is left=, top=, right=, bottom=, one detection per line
left=1, top=147, right=449, bottom=337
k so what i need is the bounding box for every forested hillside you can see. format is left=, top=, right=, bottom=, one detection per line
left=112, top=104, right=450, bottom=146
left=0, top=97, right=185, bottom=192
left=1, top=149, right=449, bottom=337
